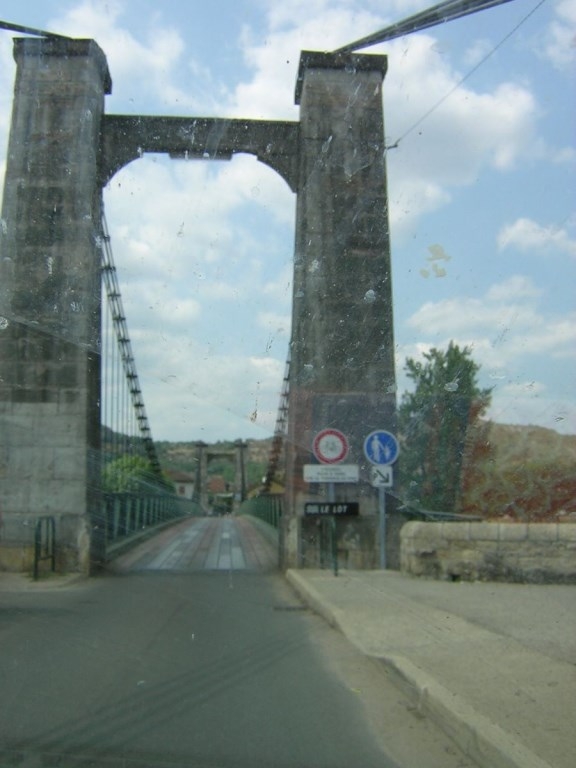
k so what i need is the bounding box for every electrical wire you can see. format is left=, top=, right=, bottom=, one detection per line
left=388, top=0, right=548, bottom=148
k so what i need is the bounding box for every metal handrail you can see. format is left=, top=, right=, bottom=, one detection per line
left=33, top=516, right=56, bottom=580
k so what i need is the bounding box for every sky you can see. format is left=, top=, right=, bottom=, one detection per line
left=0, top=0, right=575, bottom=443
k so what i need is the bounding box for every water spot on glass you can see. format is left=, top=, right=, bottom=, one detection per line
left=295, top=289, right=305, bottom=298
left=322, top=135, right=333, bottom=153
left=363, top=289, right=376, bottom=303
left=1, top=219, right=7, bottom=235
left=419, top=244, right=451, bottom=278
left=309, top=259, right=320, bottom=273
left=46, top=256, right=54, bottom=276
left=0, top=316, right=9, bottom=330
left=444, top=380, right=459, bottom=392
left=137, top=146, right=143, bottom=158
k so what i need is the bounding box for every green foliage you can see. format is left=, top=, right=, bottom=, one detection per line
left=102, top=454, right=174, bottom=494
left=399, top=342, right=492, bottom=512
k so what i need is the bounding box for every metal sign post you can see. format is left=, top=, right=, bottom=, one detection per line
left=364, top=430, right=399, bottom=570
left=378, top=487, right=386, bottom=569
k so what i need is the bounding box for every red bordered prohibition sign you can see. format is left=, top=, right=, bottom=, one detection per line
left=312, top=429, right=349, bottom=465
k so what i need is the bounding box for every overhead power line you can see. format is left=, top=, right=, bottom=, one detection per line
left=388, top=0, right=547, bottom=147
left=333, top=0, right=517, bottom=53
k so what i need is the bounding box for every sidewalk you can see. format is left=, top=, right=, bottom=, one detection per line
left=0, top=571, right=87, bottom=592
left=286, top=569, right=576, bottom=768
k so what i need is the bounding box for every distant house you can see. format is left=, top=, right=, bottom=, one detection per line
left=207, top=475, right=228, bottom=495
left=166, top=470, right=195, bottom=500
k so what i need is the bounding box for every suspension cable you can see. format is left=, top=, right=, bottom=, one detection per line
left=100, top=213, right=163, bottom=478
left=263, top=350, right=291, bottom=492
left=0, top=19, right=72, bottom=40
left=333, top=0, right=517, bottom=53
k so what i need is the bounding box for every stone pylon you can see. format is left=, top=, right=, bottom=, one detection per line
left=0, top=38, right=111, bottom=573
left=282, top=52, right=397, bottom=567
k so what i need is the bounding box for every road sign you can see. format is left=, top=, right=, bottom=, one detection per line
left=363, top=430, right=399, bottom=465
left=370, top=465, right=393, bottom=488
left=312, top=429, right=349, bottom=464
left=304, top=502, right=359, bottom=516
left=303, top=464, right=359, bottom=483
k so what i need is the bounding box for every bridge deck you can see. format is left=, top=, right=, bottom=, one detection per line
left=112, top=516, right=278, bottom=573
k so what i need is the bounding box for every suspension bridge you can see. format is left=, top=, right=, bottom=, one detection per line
left=0, top=0, right=513, bottom=576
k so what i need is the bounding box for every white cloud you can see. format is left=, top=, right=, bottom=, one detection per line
left=405, top=277, right=576, bottom=373
left=47, top=1, right=203, bottom=112
left=498, top=217, right=576, bottom=257
left=485, top=275, right=542, bottom=302
left=541, top=0, right=576, bottom=71
left=114, top=333, right=285, bottom=440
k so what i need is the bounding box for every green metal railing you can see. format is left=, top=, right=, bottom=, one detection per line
left=101, top=492, right=202, bottom=549
left=238, top=495, right=283, bottom=529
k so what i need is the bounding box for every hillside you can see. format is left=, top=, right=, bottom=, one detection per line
left=460, top=422, right=576, bottom=521
left=155, top=437, right=273, bottom=490
left=150, top=422, right=575, bottom=521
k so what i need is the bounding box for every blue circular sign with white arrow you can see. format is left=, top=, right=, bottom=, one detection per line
left=363, top=430, right=399, bottom=466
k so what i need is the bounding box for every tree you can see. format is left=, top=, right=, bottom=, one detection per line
left=399, top=342, right=492, bottom=512
left=102, top=455, right=174, bottom=494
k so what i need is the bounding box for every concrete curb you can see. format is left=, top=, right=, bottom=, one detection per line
left=0, top=572, right=88, bottom=592
left=285, top=570, right=553, bottom=768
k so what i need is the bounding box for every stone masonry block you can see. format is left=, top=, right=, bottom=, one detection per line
left=528, top=524, right=559, bottom=542
left=441, top=522, right=471, bottom=541
left=497, top=523, right=528, bottom=542
left=400, top=521, right=430, bottom=540
left=50, top=446, right=87, bottom=481
left=469, top=522, right=499, bottom=541
left=558, top=525, right=576, bottom=542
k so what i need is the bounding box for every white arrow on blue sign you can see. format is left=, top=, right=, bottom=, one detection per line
left=363, top=430, right=399, bottom=466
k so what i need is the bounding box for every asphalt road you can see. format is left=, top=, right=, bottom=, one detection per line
left=0, top=517, right=475, bottom=768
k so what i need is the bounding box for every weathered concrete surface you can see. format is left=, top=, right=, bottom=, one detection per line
left=0, top=39, right=111, bottom=573
left=401, top=522, right=576, bottom=583
left=100, top=115, right=300, bottom=191
left=283, top=52, right=397, bottom=568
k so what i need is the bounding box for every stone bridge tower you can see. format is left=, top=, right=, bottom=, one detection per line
left=0, top=38, right=395, bottom=573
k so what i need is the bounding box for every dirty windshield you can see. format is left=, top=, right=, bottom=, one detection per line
left=0, top=1, right=575, bottom=767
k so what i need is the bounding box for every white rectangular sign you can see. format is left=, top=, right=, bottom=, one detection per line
left=304, top=464, right=359, bottom=483
left=370, top=465, right=393, bottom=488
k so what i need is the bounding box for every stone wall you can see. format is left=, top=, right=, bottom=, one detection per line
left=401, top=522, right=576, bottom=583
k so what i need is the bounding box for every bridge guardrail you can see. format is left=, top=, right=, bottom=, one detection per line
left=238, top=495, right=283, bottom=529
left=101, top=492, right=202, bottom=553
